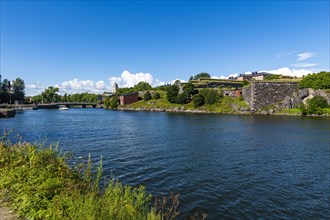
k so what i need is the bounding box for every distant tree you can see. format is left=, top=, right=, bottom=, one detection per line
left=109, top=96, right=119, bottom=109
left=183, top=82, right=196, bottom=96
left=62, top=93, right=68, bottom=102
left=134, top=82, right=152, bottom=91
left=153, top=92, right=161, bottom=100
left=193, top=94, right=205, bottom=107
left=143, top=91, right=152, bottom=101
left=189, top=76, right=193, bottom=81
left=41, top=87, right=60, bottom=103
left=166, top=85, right=179, bottom=103
left=12, top=78, right=25, bottom=102
left=192, top=72, right=211, bottom=80
left=299, top=71, right=330, bottom=89
left=175, top=93, right=190, bottom=104
left=199, top=89, right=220, bottom=105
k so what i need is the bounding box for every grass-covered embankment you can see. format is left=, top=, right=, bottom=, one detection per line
left=120, top=91, right=250, bottom=114
left=0, top=139, right=164, bottom=220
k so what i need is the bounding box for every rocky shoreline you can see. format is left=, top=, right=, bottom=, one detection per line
left=117, top=106, right=329, bottom=117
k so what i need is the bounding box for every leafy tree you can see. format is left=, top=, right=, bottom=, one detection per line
left=109, top=96, right=119, bottom=109
left=183, top=83, right=195, bottom=96
left=199, top=89, right=220, bottom=105
left=41, top=87, right=60, bottom=103
left=193, top=94, right=205, bottom=107
left=12, top=78, right=25, bottom=101
left=153, top=92, right=160, bottom=100
left=191, top=72, right=211, bottom=80
left=143, top=91, right=152, bottom=101
left=134, top=82, right=152, bottom=91
left=175, top=93, right=190, bottom=104
left=300, top=96, right=328, bottom=115
left=299, top=71, right=330, bottom=89
left=264, top=74, right=281, bottom=80
left=166, top=85, right=179, bottom=103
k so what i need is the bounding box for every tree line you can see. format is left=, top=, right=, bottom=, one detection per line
left=0, top=74, right=25, bottom=104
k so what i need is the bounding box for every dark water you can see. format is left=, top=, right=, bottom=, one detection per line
left=1, top=109, right=330, bottom=219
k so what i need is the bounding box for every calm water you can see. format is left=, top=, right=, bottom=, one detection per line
left=1, top=109, right=329, bottom=219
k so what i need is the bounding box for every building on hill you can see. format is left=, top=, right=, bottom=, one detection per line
left=186, top=78, right=243, bottom=89
left=112, top=82, right=119, bottom=93
left=235, top=72, right=272, bottom=81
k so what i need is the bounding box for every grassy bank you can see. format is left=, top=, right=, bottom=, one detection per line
left=0, top=138, right=178, bottom=220
left=121, top=91, right=249, bottom=113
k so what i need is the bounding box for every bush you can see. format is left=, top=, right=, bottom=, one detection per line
left=0, top=140, right=163, bottom=220
left=299, top=71, right=330, bottom=89
left=166, top=85, right=179, bottom=103
left=143, top=91, right=152, bottom=101
left=300, top=96, right=328, bottom=115
left=199, top=89, right=220, bottom=105
left=153, top=92, right=160, bottom=100
left=193, top=94, right=205, bottom=107
left=175, top=93, right=190, bottom=104
left=109, top=96, right=119, bottom=109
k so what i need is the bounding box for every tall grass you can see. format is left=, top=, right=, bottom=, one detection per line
left=0, top=138, right=177, bottom=220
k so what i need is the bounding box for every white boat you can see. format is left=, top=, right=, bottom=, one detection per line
left=59, top=105, right=69, bottom=110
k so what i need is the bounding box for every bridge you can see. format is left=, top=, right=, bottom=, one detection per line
left=0, top=102, right=98, bottom=110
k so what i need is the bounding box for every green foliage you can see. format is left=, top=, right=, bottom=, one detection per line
left=242, top=80, right=250, bottom=86
left=134, top=82, right=152, bottom=92
left=193, top=94, right=205, bottom=107
left=109, top=96, right=119, bottom=109
left=264, top=74, right=281, bottom=80
left=175, top=93, right=190, bottom=104
left=143, top=91, right=152, bottom=101
left=0, top=140, right=161, bottom=220
left=12, top=78, right=25, bottom=101
left=41, top=87, right=60, bottom=103
left=299, top=71, right=330, bottom=89
left=183, top=83, right=196, bottom=96
left=300, top=96, right=329, bottom=115
left=0, top=76, right=26, bottom=104
left=166, top=85, right=179, bottom=103
left=189, top=72, right=211, bottom=81
left=199, top=89, right=220, bottom=105
left=153, top=92, right=160, bottom=100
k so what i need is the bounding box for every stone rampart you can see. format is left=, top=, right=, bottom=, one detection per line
left=242, top=81, right=299, bottom=111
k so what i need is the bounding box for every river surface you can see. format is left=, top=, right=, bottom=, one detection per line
left=1, top=109, right=329, bottom=219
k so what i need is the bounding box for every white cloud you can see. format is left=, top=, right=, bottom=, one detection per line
left=211, top=75, right=228, bottom=79
left=275, top=51, right=296, bottom=58
left=297, top=52, right=316, bottom=61
left=109, top=70, right=165, bottom=88
left=55, top=79, right=110, bottom=94
left=261, top=67, right=313, bottom=77
left=170, top=79, right=187, bottom=84
left=291, top=63, right=318, bottom=68
left=26, top=81, right=46, bottom=96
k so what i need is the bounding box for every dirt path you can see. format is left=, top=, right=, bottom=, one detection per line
left=0, top=205, right=17, bottom=220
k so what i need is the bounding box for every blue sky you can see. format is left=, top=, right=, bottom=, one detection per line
left=1, top=0, right=329, bottom=95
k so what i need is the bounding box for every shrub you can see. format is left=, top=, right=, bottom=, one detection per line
left=300, top=96, right=328, bottom=115
left=109, top=96, right=119, bottom=109
left=299, top=71, right=330, bottom=89
left=0, top=140, right=164, bottom=220
left=153, top=92, right=160, bottom=100
left=143, top=91, right=152, bottom=101
left=166, top=85, right=179, bottom=103
left=193, top=94, right=205, bottom=107
left=175, top=93, right=190, bottom=104
left=199, top=89, right=220, bottom=105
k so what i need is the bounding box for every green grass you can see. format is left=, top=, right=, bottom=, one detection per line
left=0, top=139, right=162, bottom=220
left=278, top=108, right=302, bottom=115
left=123, top=92, right=249, bottom=114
